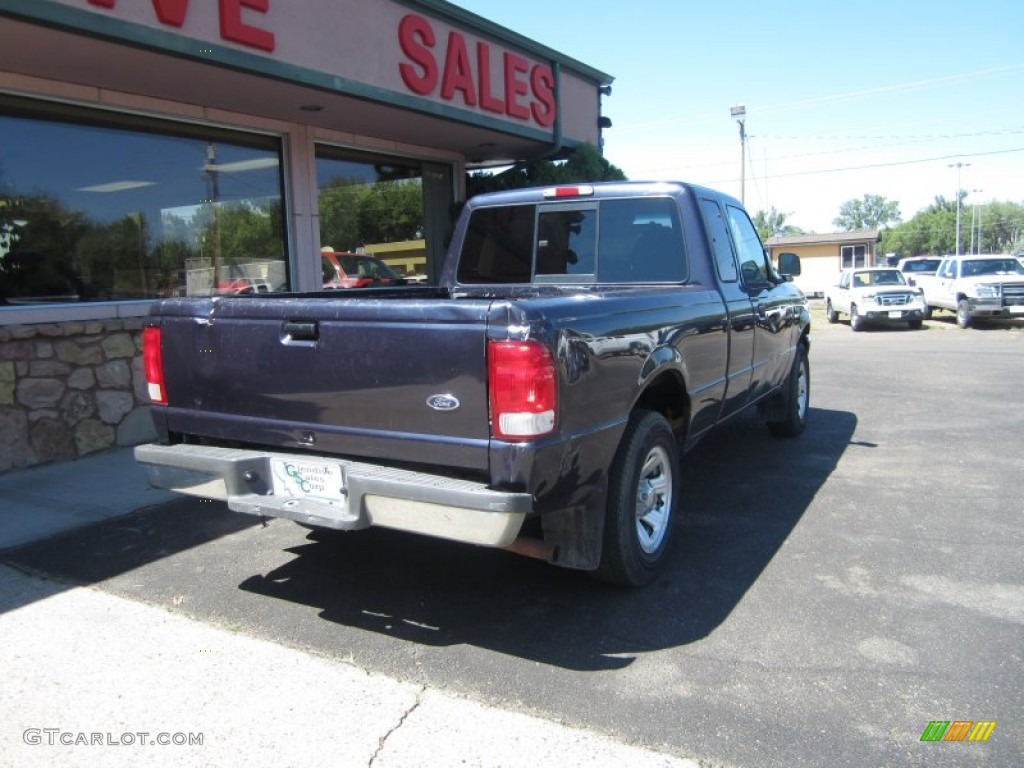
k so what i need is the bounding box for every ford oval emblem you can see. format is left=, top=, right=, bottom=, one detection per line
left=426, top=394, right=460, bottom=411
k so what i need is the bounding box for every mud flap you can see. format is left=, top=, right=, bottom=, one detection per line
left=540, top=476, right=608, bottom=571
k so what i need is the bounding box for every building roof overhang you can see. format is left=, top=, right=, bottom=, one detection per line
left=0, top=0, right=612, bottom=164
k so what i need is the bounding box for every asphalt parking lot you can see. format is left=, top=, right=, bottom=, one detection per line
left=3, top=309, right=1022, bottom=767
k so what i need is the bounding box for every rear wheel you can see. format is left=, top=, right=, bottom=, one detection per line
left=850, top=304, right=864, bottom=332
left=593, top=410, right=680, bottom=587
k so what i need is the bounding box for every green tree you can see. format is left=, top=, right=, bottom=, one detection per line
left=879, top=196, right=955, bottom=257
left=752, top=207, right=803, bottom=241
left=975, top=200, right=1024, bottom=254
left=356, top=180, right=423, bottom=244
left=214, top=201, right=283, bottom=260
left=318, top=181, right=366, bottom=251
left=466, top=143, right=626, bottom=198
left=833, top=194, right=901, bottom=231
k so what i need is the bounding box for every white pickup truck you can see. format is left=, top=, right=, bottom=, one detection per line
left=824, top=267, right=926, bottom=331
left=917, top=254, right=1024, bottom=328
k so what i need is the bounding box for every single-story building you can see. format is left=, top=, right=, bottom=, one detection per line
left=765, top=230, right=882, bottom=297
left=0, top=0, right=612, bottom=471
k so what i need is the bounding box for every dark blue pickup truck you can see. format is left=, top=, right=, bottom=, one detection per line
left=136, top=181, right=810, bottom=585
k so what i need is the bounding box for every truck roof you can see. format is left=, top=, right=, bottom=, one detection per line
left=465, top=180, right=741, bottom=209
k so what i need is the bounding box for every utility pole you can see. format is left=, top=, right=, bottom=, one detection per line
left=206, top=142, right=222, bottom=294
left=948, top=162, right=969, bottom=256
left=969, top=189, right=983, bottom=254
left=730, top=105, right=746, bottom=205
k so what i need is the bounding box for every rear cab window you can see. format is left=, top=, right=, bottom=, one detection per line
left=457, top=197, right=687, bottom=285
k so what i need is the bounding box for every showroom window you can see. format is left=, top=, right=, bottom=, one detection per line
left=315, top=147, right=426, bottom=281
left=0, top=98, right=287, bottom=306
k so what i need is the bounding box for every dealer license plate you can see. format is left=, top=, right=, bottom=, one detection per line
left=270, top=458, right=346, bottom=502
left=888, top=311, right=903, bottom=319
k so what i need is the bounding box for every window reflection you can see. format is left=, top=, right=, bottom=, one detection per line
left=0, top=103, right=287, bottom=305
left=315, top=149, right=426, bottom=281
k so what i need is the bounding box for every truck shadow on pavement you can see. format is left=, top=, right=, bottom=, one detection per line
left=2, top=407, right=855, bottom=672
left=234, top=406, right=857, bottom=671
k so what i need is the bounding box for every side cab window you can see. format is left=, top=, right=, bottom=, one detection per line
left=725, top=204, right=770, bottom=287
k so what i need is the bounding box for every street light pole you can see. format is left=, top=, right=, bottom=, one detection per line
left=966, top=189, right=983, bottom=256
left=730, top=105, right=746, bottom=204
left=969, top=189, right=983, bottom=254
left=948, top=162, right=970, bottom=256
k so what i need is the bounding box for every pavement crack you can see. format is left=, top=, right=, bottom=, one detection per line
left=368, top=686, right=424, bottom=767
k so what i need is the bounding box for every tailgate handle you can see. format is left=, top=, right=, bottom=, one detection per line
left=282, top=320, right=319, bottom=342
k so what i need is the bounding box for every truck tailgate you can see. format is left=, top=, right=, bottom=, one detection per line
left=154, top=294, right=495, bottom=471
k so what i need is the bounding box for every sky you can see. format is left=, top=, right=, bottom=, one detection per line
left=451, top=0, right=1024, bottom=233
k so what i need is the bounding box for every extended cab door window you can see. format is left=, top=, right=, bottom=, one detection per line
left=701, top=199, right=738, bottom=283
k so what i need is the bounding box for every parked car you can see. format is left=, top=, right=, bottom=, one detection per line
left=824, top=267, right=926, bottom=331
left=896, top=256, right=942, bottom=289
left=321, top=249, right=403, bottom=288
left=216, top=278, right=273, bottom=295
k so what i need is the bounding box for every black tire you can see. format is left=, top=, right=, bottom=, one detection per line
left=908, top=318, right=923, bottom=330
left=767, top=343, right=810, bottom=438
left=850, top=304, right=864, bottom=332
left=923, top=305, right=933, bottom=320
left=956, top=298, right=972, bottom=329
left=593, top=410, right=681, bottom=587
left=825, top=300, right=838, bottom=324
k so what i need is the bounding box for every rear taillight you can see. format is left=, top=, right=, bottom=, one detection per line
left=142, top=326, right=167, bottom=405
left=488, top=340, right=557, bottom=440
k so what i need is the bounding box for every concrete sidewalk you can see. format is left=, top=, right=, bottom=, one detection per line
left=0, top=449, right=699, bottom=768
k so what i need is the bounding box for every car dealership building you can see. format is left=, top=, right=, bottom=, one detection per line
left=0, top=0, right=612, bottom=471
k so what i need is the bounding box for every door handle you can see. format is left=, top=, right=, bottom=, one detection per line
left=282, top=320, right=319, bottom=342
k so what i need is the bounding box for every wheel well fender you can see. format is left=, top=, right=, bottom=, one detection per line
left=634, top=357, right=689, bottom=441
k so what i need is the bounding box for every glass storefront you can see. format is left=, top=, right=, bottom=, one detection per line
left=315, top=147, right=427, bottom=281
left=0, top=98, right=287, bottom=305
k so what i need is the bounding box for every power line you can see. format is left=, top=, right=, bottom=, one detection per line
left=707, top=146, right=1024, bottom=185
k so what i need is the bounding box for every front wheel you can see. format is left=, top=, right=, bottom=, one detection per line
left=956, top=298, right=973, bottom=329
left=593, top=410, right=681, bottom=587
left=767, top=343, right=810, bottom=438
left=825, top=300, right=838, bottom=324
left=850, top=304, right=864, bottom=332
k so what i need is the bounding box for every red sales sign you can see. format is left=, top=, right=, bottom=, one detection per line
left=398, top=14, right=556, bottom=128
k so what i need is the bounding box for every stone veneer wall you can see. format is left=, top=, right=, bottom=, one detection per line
left=0, top=319, right=156, bottom=473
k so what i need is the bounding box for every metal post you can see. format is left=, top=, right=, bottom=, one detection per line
left=948, top=162, right=969, bottom=257
left=730, top=105, right=746, bottom=205
left=969, top=190, right=982, bottom=254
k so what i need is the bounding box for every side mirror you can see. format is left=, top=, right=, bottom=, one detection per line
left=777, top=252, right=801, bottom=278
